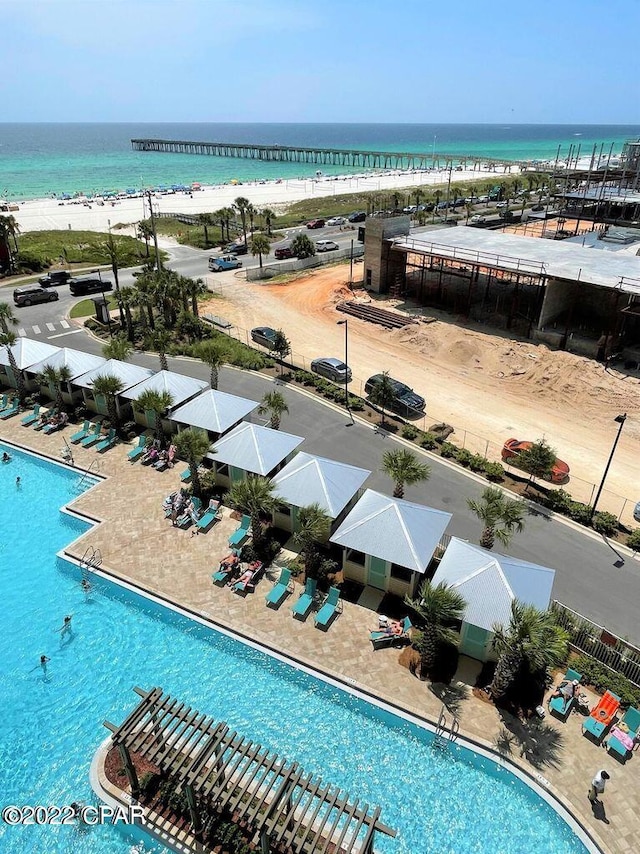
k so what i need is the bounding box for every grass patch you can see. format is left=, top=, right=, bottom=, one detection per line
left=153, top=217, right=225, bottom=249
left=70, top=295, right=118, bottom=318
left=17, top=230, right=159, bottom=272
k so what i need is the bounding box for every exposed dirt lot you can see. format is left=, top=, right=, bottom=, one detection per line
left=202, top=264, right=640, bottom=524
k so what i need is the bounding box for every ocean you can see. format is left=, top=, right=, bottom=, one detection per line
left=1, top=122, right=639, bottom=201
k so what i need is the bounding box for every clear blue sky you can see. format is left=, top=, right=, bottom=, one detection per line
left=3, top=0, right=639, bottom=123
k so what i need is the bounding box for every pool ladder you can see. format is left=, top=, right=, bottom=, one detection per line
left=75, top=459, right=100, bottom=491
left=433, top=705, right=459, bottom=751
left=80, top=545, right=102, bottom=581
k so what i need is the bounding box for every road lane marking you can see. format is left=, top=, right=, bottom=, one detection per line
left=46, top=322, right=55, bottom=331
left=18, top=328, right=26, bottom=336
left=32, top=325, right=41, bottom=334
left=60, top=319, right=70, bottom=328
left=47, top=329, right=84, bottom=339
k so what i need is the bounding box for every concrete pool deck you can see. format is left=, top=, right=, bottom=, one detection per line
left=2, top=420, right=636, bottom=854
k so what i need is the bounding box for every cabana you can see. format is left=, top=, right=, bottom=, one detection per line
left=431, top=537, right=556, bottom=661
left=170, top=389, right=258, bottom=442
left=0, top=338, right=60, bottom=390
left=330, top=489, right=452, bottom=597
left=272, top=452, right=370, bottom=534
left=72, top=359, right=154, bottom=420
left=207, top=422, right=304, bottom=487
left=26, top=347, right=106, bottom=404
left=120, top=370, right=208, bottom=429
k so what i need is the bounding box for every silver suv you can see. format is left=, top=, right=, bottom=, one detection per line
left=13, top=286, right=59, bottom=306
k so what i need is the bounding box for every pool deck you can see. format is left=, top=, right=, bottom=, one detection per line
left=3, top=420, right=637, bottom=854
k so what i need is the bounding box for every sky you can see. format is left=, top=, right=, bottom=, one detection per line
left=2, top=0, right=640, bottom=124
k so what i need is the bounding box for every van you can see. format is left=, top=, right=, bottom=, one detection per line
left=69, top=277, right=113, bottom=296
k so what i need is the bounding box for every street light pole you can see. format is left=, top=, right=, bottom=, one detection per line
left=349, top=239, right=354, bottom=287
left=590, top=413, right=627, bottom=519
left=336, top=319, right=353, bottom=425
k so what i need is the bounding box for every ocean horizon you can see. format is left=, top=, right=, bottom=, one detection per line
left=1, top=122, right=639, bottom=201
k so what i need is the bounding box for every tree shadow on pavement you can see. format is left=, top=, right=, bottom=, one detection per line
left=496, top=709, right=565, bottom=770
left=430, top=681, right=469, bottom=718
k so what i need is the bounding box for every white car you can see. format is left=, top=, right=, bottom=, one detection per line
left=325, top=216, right=346, bottom=226
left=471, top=215, right=486, bottom=223
left=496, top=201, right=508, bottom=208
left=315, top=240, right=339, bottom=252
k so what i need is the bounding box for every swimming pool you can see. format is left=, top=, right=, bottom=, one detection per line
left=0, top=442, right=594, bottom=854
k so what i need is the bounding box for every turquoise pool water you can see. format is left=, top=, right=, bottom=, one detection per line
left=0, top=443, right=591, bottom=854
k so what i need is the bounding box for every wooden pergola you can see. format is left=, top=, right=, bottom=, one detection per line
left=104, top=687, right=396, bottom=854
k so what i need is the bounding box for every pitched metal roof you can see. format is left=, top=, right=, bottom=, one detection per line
left=431, top=537, right=555, bottom=632
left=72, top=359, right=154, bottom=390
left=0, top=337, right=60, bottom=370
left=330, top=489, right=451, bottom=573
left=273, top=452, right=370, bottom=517
left=27, top=347, right=106, bottom=379
left=120, top=369, right=208, bottom=408
left=171, top=389, right=258, bottom=434
left=208, top=422, right=304, bottom=475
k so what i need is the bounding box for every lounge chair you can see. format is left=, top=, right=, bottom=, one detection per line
left=582, top=690, right=621, bottom=741
left=212, top=552, right=241, bottom=584
left=127, top=435, right=148, bottom=461
left=370, top=616, right=413, bottom=649
left=180, top=467, right=192, bottom=483
left=0, top=400, right=19, bottom=419
left=43, top=413, right=69, bottom=434
left=176, top=496, right=202, bottom=528
left=0, top=394, right=7, bottom=410
left=231, top=561, right=264, bottom=594
left=314, top=586, right=342, bottom=629
left=70, top=419, right=90, bottom=443
left=291, top=578, right=317, bottom=619
left=21, top=404, right=41, bottom=426
left=265, top=567, right=294, bottom=608
left=96, top=428, right=117, bottom=453
left=606, top=706, right=640, bottom=760
left=229, top=514, right=251, bottom=548
left=549, top=667, right=582, bottom=719
left=196, top=499, right=222, bottom=532
left=80, top=423, right=102, bottom=446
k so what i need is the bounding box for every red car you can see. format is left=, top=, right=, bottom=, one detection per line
left=306, top=219, right=325, bottom=229
left=501, top=438, right=570, bottom=484
left=274, top=246, right=294, bottom=260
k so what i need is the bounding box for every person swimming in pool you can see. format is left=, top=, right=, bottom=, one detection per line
left=2, top=451, right=11, bottom=462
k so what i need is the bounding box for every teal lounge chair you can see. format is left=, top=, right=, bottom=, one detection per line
left=0, top=401, right=19, bottom=419
left=176, top=496, right=202, bottom=528
left=606, top=706, right=640, bottom=760
left=291, top=578, right=317, bottom=619
left=0, top=394, right=7, bottom=410
left=127, top=435, right=148, bottom=461
left=70, top=419, right=90, bottom=442
left=81, top=423, right=103, bottom=447
left=314, top=586, right=342, bottom=629
left=96, top=428, right=117, bottom=453
left=231, top=561, right=264, bottom=594
left=265, top=567, right=294, bottom=608
left=549, top=667, right=582, bottom=719
left=196, top=499, right=222, bottom=532
left=582, top=691, right=621, bottom=742
left=229, top=514, right=251, bottom=548
left=21, top=404, right=41, bottom=426
left=370, top=616, right=413, bottom=648
left=180, top=467, right=192, bottom=483
left=211, top=552, right=241, bottom=584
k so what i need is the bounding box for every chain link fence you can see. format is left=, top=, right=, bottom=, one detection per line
left=245, top=245, right=365, bottom=282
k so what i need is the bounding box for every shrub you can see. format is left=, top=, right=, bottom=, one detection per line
left=627, top=529, right=640, bottom=551
left=401, top=424, right=419, bottom=440
left=542, top=488, right=573, bottom=513
left=591, top=511, right=619, bottom=536
left=567, top=500, right=592, bottom=526
left=349, top=397, right=365, bottom=411
left=483, top=461, right=505, bottom=482
left=468, top=453, right=487, bottom=473
left=439, top=441, right=458, bottom=459
left=16, top=250, right=47, bottom=273
left=418, top=432, right=438, bottom=450
left=122, top=420, right=137, bottom=436
left=454, top=448, right=474, bottom=467
left=571, top=653, right=640, bottom=708
left=139, top=771, right=161, bottom=799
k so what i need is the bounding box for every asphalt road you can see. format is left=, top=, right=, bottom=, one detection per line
left=4, top=250, right=640, bottom=643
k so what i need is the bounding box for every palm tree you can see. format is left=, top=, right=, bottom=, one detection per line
left=293, top=503, right=331, bottom=579
left=261, top=207, right=276, bottom=236
left=102, top=333, right=132, bottom=362
left=101, top=233, right=127, bottom=327
left=0, top=301, right=16, bottom=334
left=115, top=286, right=136, bottom=341
left=368, top=371, right=395, bottom=427
left=467, top=486, right=525, bottom=550
left=0, top=215, right=19, bottom=273
left=194, top=339, right=228, bottom=390
left=145, top=325, right=171, bottom=371
left=233, top=197, right=250, bottom=249
left=405, top=579, right=467, bottom=678
left=381, top=449, right=431, bottom=498
left=0, top=330, right=25, bottom=401
left=221, top=207, right=235, bottom=243
left=225, top=475, right=281, bottom=550
left=137, top=220, right=153, bottom=257
left=133, top=273, right=156, bottom=329
left=135, top=389, right=174, bottom=444
left=37, top=364, right=72, bottom=411
left=185, top=276, right=207, bottom=317
left=247, top=203, right=256, bottom=236
left=490, top=601, right=569, bottom=701
left=258, top=390, right=289, bottom=430
left=250, top=234, right=270, bottom=269
left=174, top=427, right=211, bottom=498
left=92, top=374, right=125, bottom=432
left=196, top=213, right=215, bottom=248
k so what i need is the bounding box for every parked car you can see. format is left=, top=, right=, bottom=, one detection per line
left=495, top=201, right=509, bottom=208
left=348, top=211, right=366, bottom=223
left=531, top=204, right=545, bottom=212
left=315, top=240, right=339, bottom=252
left=306, top=219, right=325, bottom=229
left=208, top=255, right=242, bottom=272
left=250, top=326, right=278, bottom=348
left=38, top=270, right=72, bottom=287
left=224, top=243, right=247, bottom=256
left=274, top=246, right=294, bottom=260
left=310, top=357, right=352, bottom=383
left=634, top=501, right=640, bottom=523
left=69, top=277, right=112, bottom=296
left=13, top=286, right=59, bottom=306
left=325, top=216, right=346, bottom=226
left=364, top=374, right=425, bottom=416
left=501, top=438, right=570, bottom=484
left=470, top=215, right=486, bottom=223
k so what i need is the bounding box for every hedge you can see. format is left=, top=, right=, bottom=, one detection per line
left=570, top=653, right=640, bottom=708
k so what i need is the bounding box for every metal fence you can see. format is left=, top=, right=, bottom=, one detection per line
left=551, top=601, right=640, bottom=688
left=245, top=245, right=365, bottom=281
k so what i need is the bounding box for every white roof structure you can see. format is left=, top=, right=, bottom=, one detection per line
left=0, top=337, right=60, bottom=370
left=330, top=489, right=452, bottom=574
left=73, top=359, right=154, bottom=391
left=395, top=225, right=640, bottom=293
left=120, top=369, right=208, bottom=409
left=171, top=389, right=258, bottom=435
left=208, top=422, right=304, bottom=475
left=273, top=452, right=370, bottom=518
left=27, top=347, right=106, bottom=379
left=431, top=537, right=555, bottom=632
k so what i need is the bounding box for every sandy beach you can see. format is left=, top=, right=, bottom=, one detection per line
left=10, top=165, right=516, bottom=234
